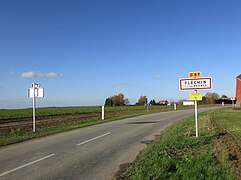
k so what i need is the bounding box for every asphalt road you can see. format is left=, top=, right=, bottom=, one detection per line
left=0, top=107, right=220, bottom=180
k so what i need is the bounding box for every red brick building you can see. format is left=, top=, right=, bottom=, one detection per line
left=236, top=74, right=241, bottom=107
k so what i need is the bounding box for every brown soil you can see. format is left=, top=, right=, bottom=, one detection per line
left=211, top=118, right=241, bottom=180
left=0, top=113, right=100, bottom=135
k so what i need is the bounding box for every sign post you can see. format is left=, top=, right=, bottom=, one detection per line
left=27, top=83, right=44, bottom=132
left=179, top=72, right=212, bottom=138
left=189, top=91, right=203, bottom=137
left=32, top=91, right=36, bottom=132
left=194, top=90, right=198, bottom=137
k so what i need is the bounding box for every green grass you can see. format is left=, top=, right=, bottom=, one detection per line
left=0, top=107, right=102, bottom=120
left=118, top=111, right=235, bottom=179
left=0, top=104, right=211, bottom=120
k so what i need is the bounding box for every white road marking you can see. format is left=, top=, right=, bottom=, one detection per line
left=77, top=132, right=111, bottom=146
left=0, top=154, right=55, bottom=177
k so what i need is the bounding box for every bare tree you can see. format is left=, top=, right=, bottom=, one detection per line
left=205, top=92, right=220, bottom=104
left=105, top=93, right=128, bottom=106
left=138, top=96, right=147, bottom=106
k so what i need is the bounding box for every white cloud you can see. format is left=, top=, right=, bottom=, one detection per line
left=20, top=71, right=63, bottom=78
left=45, top=72, right=63, bottom=78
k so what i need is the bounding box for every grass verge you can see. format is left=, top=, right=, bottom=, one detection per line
left=116, top=110, right=236, bottom=179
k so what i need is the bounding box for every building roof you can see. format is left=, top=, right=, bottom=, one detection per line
left=237, top=74, right=241, bottom=80
left=158, top=100, right=168, bottom=102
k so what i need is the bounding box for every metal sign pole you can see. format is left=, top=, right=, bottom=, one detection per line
left=194, top=90, right=198, bottom=137
left=33, top=96, right=36, bottom=132
left=32, top=84, right=36, bottom=132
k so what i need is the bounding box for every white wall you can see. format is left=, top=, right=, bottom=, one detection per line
left=183, top=101, right=194, bottom=105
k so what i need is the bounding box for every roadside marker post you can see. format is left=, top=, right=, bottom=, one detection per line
left=27, top=83, right=44, bottom=132
left=179, top=72, right=212, bottom=138
left=231, top=97, right=236, bottom=107
left=102, top=106, right=105, bottom=120
left=174, top=103, right=177, bottom=110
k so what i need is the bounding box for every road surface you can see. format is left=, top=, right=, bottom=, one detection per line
left=0, top=107, right=220, bottom=180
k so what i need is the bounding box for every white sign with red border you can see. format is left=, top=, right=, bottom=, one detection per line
left=179, top=77, right=212, bottom=91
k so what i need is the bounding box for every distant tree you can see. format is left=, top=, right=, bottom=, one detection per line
left=200, top=96, right=207, bottom=104
left=138, top=96, right=147, bottom=106
left=105, top=97, right=113, bottom=106
left=205, top=92, right=220, bottom=104
left=150, top=99, right=156, bottom=105
left=105, top=93, right=127, bottom=106
left=112, top=93, right=125, bottom=106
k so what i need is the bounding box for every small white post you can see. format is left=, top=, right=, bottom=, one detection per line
left=102, top=106, right=104, bottom=120
left=194, top=90, right=198, bottom=137
left=174, top=103, right=177, bottom=110
left=222, top=101, right=224, bottom=106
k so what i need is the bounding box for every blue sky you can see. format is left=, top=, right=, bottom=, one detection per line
left=1, top=0, right=241, bottom=109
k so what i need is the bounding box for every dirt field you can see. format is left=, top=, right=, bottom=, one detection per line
left=211, top=118, right=241, bottom=179
left=0, top=110, right=145, bottom=135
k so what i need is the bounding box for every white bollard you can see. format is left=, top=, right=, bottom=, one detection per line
left=174, top=103, right=177, bottom=110
left=102, top=106, right=104, bottom=120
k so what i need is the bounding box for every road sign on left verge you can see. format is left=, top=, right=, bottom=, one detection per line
left=27, top=87, right=44, bottom=98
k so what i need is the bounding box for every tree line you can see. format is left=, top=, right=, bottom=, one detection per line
left=105, top=94, right=145, bottom=106
left=178, top=92, right=229, bottom=105
left=105, top=92, right=228, bottom=107
left=105, top=93, right=157, bottom=106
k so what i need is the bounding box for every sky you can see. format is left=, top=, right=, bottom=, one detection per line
left=1, top=0, right=241, bottom=109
